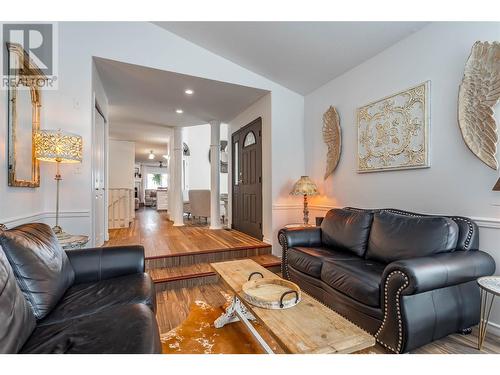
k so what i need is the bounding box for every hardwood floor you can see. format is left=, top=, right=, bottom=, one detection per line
left=156, top=283, right=500, bottom=354
left=104, top=207, right=270, bottom=259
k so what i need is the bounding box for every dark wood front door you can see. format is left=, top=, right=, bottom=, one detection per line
left=232, top=118, right=263, bottom=240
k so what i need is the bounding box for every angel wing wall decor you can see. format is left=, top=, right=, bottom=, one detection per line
left=458, top=41, right=500, bottom=170
left=322, top=106, right=342, bottom=179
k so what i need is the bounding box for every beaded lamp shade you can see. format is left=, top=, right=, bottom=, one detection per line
left=34, top=129, right=83, bottom=163
left=290, top=176, right=319, bottom=196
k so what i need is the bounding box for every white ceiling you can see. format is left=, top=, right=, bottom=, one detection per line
left=94, top=57, right=268, bottom=163
left=110, top=122, right=172, bottom=164
left=154, top=22, right=429, bottom=94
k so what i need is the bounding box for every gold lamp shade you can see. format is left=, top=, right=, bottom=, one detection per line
left=34, top=129, right=83, bottom=163
left=290, top=176, right=319, bottom=196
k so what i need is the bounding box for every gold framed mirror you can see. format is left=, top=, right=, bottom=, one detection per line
left=7, top=43, right=45, bottom=188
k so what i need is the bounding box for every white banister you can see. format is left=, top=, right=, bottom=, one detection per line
left=108, top=188, right=134, bottom=229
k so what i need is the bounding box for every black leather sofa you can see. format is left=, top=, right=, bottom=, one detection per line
left=0, top=223, right=161, bottom=354
left=278, top=208, right=496, bottom=353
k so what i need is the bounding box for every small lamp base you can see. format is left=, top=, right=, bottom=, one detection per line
left=52, top=226, right=72, bottom=241
left=303, top=194, right=309, bottom=225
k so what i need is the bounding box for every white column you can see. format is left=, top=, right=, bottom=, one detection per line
left=209, top=120, right=222, bottom=229
left=172, top=127, right=184, bottom=226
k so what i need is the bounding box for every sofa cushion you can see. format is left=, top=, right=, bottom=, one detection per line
left=0, top=223, right=75, bottom=319
left=20, top=304, right=161, bottom=354
left=321, top=209, right=374, bottom=257
left=0, top=248, right=37, bottom=353
left=366, top=211, right=459, bottom=263
left=288, top=247, right=331, bottom=278
left=38, top=273, right=156, bottom=326
left=288, top=246, right=359, bottom=278
left=321, top=258, right=385, bottom=307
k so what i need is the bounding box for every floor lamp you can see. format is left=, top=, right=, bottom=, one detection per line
left=290, top=176, right=319, bottom=226
left=35, top=129, right=83, bottom=239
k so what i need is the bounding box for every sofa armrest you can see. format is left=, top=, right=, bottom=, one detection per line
left=375, top=250, right=495, bottom=353
left=278, top=227, right=322, bottom=280
left=278, top=227, right=322, bottom=248
left=66, top=245, right=145, bottom=284
left=382, top=250, right=495, bottom=295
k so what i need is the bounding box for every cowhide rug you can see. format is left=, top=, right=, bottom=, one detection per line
left=161, top=300, right=281, bottom=354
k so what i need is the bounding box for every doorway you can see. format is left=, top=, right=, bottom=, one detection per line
left=231, top=117, right=263, bottom=240
left=92, top=102, right=107, bottom=247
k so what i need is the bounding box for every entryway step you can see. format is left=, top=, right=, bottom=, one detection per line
left=145, top=245, right=272, bottom=270
left=150, top=254, right=281, bottom=291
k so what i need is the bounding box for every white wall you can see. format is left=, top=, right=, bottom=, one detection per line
left=184, top=123, right=229, bottom=194
left=109, top=140, right=135, bottom=189
left=303, top=22, right=500, bottom=332
left=0, top=22, right=305, bottom=249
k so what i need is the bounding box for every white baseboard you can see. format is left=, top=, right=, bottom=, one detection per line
left=1, top=210, right=90, bottom=228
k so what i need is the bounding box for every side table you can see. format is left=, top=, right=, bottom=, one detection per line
left=477, top=276, right=500, bottom=350
left=58, top=234, right=90, bottom=250
left=283, top=223, right=316, bottom=229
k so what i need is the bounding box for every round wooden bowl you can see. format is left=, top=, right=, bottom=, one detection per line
left=241, top=277, right=301, bottom=310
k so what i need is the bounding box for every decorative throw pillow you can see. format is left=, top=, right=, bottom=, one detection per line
left=0, top=223, right=75, bottom=319
left=366, top=211, right=459, bottom=263
left=320, top=208, right=374, bottom=257
left=0, top=247, right=36, bottom=353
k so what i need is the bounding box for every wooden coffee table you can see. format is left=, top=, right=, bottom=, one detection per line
left=211, top=259, right=375, bottom=354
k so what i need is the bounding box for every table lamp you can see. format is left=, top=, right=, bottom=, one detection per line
left=35, top=129, right=83, bottom=239
left=290, top=176, right=319, bottom=225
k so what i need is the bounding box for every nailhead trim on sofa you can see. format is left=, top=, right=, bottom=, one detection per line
left=278, top=232, right=290, bottom=279
left=374, top=270, right=409, bottom=353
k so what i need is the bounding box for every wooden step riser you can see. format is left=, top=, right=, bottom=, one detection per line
left=145, top=246, right=272, bottom=270
left=153, top=265, right=281, bottom=291
left=154, top=274, right=220, bottom=292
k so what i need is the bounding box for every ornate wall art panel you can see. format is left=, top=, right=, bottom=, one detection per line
left=322, top=106, right=342, bottom=180
left=357, top=81, right=430, bottom=173
left=458, top=41, right=500, bottom=170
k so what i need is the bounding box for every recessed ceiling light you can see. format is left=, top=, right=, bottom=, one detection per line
left=176, top=109, right=183, bottom=114
left=185, top=89, right=194, bottom=95
left=148, top=150, right=155, bottom=160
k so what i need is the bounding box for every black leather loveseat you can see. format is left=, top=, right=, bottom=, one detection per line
left=0, top=223, right=161, bottom=354
left=278, top=208, right=496, bottom=353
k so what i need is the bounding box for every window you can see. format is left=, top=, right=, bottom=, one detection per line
left=182, top=159, right=188, bottom=190
left=146, top=173, right=168, bottom=189
left=233, top=141, right=239, bottom=185
left=243, top=131, right=256, bottom=147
